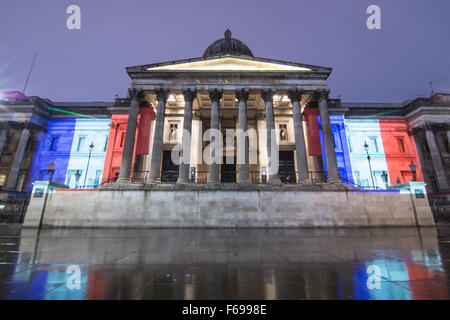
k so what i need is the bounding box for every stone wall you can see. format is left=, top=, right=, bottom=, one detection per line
left=23, top=188, right=435, bottom=228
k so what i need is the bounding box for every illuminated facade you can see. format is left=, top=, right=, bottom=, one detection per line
left=0, top=31, right=448, bottom=224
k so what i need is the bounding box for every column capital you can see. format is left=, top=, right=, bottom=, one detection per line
left=235, top=88, right=250, bottom=102
left=209, top=88, right=223, bottom=102
left=183, top=88, right=197, bottom=103
left=261, top=89, right=276, bottom=103
left=314, top=89, right=330, bottom=101
left=287, top=89, right=303, bottom=103
left=128, top=88, right=144, bottom=100
left=139, top=100, right=152, bottom=108
left=155, top=88, right=170, bottom=102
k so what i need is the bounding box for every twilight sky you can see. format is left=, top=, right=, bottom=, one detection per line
left=0, top=0, right=449, bottom=103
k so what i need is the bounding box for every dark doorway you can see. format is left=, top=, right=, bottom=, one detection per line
left=161, top=150, right=179, bottom=183
left=221, top=156, right=236, bottom=183
left=279, top=151, right=296, bottom=184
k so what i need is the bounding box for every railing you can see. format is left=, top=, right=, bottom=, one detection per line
left=132, top=171, right=151, bottom=183
left=339, top=176, right=385, bottom=191
left=0, top=190, right=31, bottom=223
left=308, top=171, right=327, bottom=183
left=195, top=171, right=209, bottom=183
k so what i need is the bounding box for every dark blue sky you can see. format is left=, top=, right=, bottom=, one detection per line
left=0, top=0, right=449, bottom=102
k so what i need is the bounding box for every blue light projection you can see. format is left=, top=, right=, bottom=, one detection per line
left=318, top=114, right=353, bottom=182
left=26, top=118, right=76, bottom=191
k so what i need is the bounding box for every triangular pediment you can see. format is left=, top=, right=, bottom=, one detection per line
left=144, top=57, right=313, bottom=72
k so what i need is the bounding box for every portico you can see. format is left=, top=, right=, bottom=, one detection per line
left=113, top=30, right=342, bottom=188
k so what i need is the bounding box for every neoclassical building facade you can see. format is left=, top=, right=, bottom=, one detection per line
left=1, top=30, right=449, bottom=225
left=112, top=29, right=342, bottom=187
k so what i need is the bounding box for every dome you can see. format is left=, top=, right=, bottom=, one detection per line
left=203, top=29, right=254, bottom=58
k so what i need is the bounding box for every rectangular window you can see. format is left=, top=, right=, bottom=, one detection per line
left=369, top=137, right=379, bottom=153
left=67, top=170, right=83, bottom=189
left=94, top=170, right=103, bottom=187
left=354, top=171, right=360, bottom=185
left=50, top=136, right=59, bottom=151
left=76, top=136, right=86, bottom=152
left=104, top=135, right=109, bottom=152
left=348, top=137, right=353, bottom=153
left=396, top=137, right=406, bottom=153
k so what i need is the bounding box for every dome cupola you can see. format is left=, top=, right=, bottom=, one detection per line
left=203, top=29, right=254, bottom=58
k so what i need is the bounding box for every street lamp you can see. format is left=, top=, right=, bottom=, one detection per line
left=47, top=161, right=56, bottom=182
left=409, top=160, right=417, bottom=182
left=363, top=141, right=376, bottom=189
left=82, top=142, right=95, bottom=189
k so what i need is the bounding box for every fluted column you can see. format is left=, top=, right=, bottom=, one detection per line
left=236, top=88, right=250, bottom=184
left=262, top=89, right=282, bottom=185
left=6, top=125, right=30, bottom=190
left=177, top=89, right=196, bottom=184
left=149, top=88, right=169, bottom=182
left=316, top=89, right=340, bottom=182
left=288, top=89, right=309, bottom=183
left=208, top=89, right=222, bottom=184
left=425, top=125, right=449, bottom=190
left=0, top=129, right=8, bottom=159
left=117, top=89, right=143, bottom=183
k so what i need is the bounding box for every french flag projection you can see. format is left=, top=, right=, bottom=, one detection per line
left=304, top=107, right=322, bottom=156
left=135, top=106, right=155, bottom=155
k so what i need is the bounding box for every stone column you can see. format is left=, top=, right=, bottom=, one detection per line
left=262, top=90, right=282, bottom=185
left=6, top=125, right=30, bottom=190
left=316, top=89, right=340, bottom=182
left=425, top=125, right=449, bottom=190
left=411, top=129, right=426, bottom=175
left=149, top=88, right=169, bottom=182
left=117, top=89, right=143, bottom=183
left=208, top=89, right=222, bottom=184
left=177, top=89, right=196, bottom=184
left=0, top=129, right=8, bottom=158
left=236, top=89, right=250, bottom=184
left=288, top=89, right=309, bottom=183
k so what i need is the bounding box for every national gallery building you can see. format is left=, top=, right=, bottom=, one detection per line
left=0, top=30, right=449, bottom=227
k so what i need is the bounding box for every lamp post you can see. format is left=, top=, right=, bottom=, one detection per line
left=363, top=141, right=376, bottom=189
left=47, top=161, right=56, bottom=182
left=82, top=142, right=94, bottom=189
left=409, top=160, right=417, bottom=182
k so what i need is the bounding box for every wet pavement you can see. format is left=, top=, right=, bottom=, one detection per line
left=0, top=225, right=449, bottom=300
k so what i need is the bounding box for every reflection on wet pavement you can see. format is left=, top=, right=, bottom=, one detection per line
left=0, top=226, right=449, bottom=300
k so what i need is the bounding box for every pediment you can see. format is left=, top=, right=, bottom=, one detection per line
left=145, top=57, right=313, bottom=72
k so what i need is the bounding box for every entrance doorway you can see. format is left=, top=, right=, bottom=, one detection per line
left=161, top=150, right=179, bottom=183
left=221, top=156, right=236, bottom=183
left=279, top=151, right=296, bottom=184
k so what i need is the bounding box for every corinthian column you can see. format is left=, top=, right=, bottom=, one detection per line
left=288, top=89, right=309, bottom=183
left=0, top=129, right=8, bottom=159
left=149, top=88, right=169, bottom=183
left=261, top=89, right=282, bottom=185
left=425, top=125, right=449, bottom=190
left=6, top=125, right=30, bottom=190
left=117, top=88, right=143, bottom=183
left=177, top=89, right=196, bottom=184
left=316, top=89, right=340, bottom=182
left=208, top=88, right=222, bottom=184
left=236, top=89, right=250, bottom=184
